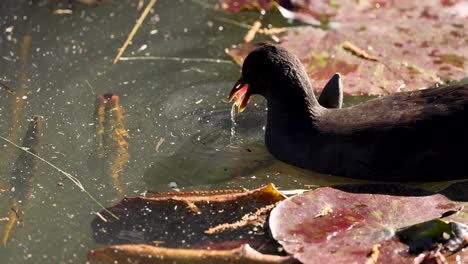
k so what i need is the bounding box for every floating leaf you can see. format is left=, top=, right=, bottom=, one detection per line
left=269, top=186, right=468, bottom=263
left=225, top=1, right=467, bottom=95
left=92, top=184, right=285, bottom=252
left=221, top=0, right=467, bottom=25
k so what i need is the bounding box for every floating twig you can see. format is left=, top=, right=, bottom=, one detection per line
left=95, top=212, right=108, bottom=223
left=0, top=135, right=119, bottom=220
left=84, top=80, right=95, bottom=95
left=244, top=20, right=262, bottom=43
left=53, top=9, right=73, bottom=15
left=113, top=0, right=158, bottom=64
left=119, top=56, right=233, bottom=64
left=147, top=189, right=245, bottom=196
left=342, top=41, right=379, bottom=61
left=155, top=137, right=165, bottom=152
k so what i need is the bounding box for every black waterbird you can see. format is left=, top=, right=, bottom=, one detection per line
left=229, top=44, right=468, bottom=181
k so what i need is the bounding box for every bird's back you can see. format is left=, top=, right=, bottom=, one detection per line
left=312, top=84, right=468, bottom=181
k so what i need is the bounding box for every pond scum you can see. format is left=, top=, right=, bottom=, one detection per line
left=91, top=93, right=129, bottom=197
left=2, top=116, right=42, bottom=246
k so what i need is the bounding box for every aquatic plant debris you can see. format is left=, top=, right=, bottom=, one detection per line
left=244, top=20, right=262, bottom=43
left=90, top=93, right=129, bottom=197
left=269, top=186, right=468, bottom=263
left=2, top=116, right=42, bottom=246
left=0, top=82, right=14, bottom=94
left=88, top=243, right=293, bottom=263
left=119, top=56, right=233, bottom=64
left=113, top=0, right=158, bottom=64
left=91, top=184, right=285, bottom=250
left=224, top=0, right=467, bottom=95
left=0, top=136, right=118, bottom=220
left=342, top=41, right=379, bottom=62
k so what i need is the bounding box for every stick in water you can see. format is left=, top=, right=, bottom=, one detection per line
left=113, top=0, right=158, bottom=64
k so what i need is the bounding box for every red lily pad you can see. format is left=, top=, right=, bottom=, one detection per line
left=225, top=1, right=467, bottom=95
left=221, top=0, right=467, bottom=24
left=226, top=19, right=466, bottom=95
left=269, top=187, right=468, bottom=263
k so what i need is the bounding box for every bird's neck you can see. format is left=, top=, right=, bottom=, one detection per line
left=265, top=76, right=323, bottom=136
left=267, top=69, right=322, bottom=121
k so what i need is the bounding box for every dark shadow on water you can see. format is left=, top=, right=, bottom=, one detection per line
left=332, top=183, right=435, bottom=196
left=439, top=180, right=468, bottom=201
left=333, top=180, right=468, bottom=201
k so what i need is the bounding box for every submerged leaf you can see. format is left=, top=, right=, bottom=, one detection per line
left=88, top=93, right=129, bottom=197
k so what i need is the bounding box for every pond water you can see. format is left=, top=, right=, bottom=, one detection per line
left=0, top=0, right=464, bottom=263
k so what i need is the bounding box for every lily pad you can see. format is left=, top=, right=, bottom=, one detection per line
left=221, top=0, right=467, bottom=25
left=269, top=187, right=468, bottom=263
left=225, top=1, right=467, bottom=95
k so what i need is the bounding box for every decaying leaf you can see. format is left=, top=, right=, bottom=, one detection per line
left=92, top=184, right=285, bottom=251
left=269, top=186, right=468, bottom=263
left=88, top=93, right=129, bottom=197
left=225, top=1, right=467, bottom=95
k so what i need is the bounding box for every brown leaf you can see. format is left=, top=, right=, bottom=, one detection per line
left=92, top=184, right=286, bottom=251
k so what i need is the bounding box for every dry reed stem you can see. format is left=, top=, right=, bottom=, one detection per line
left=244, top=20, right=262, bottom=43
left=113, top=0, right=157, bottom=64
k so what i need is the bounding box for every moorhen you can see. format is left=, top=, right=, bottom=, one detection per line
left=229, top=44, right=468, bottom=181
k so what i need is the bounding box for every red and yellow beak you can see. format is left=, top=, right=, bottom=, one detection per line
left=228, top=78, right=252, bottom=113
